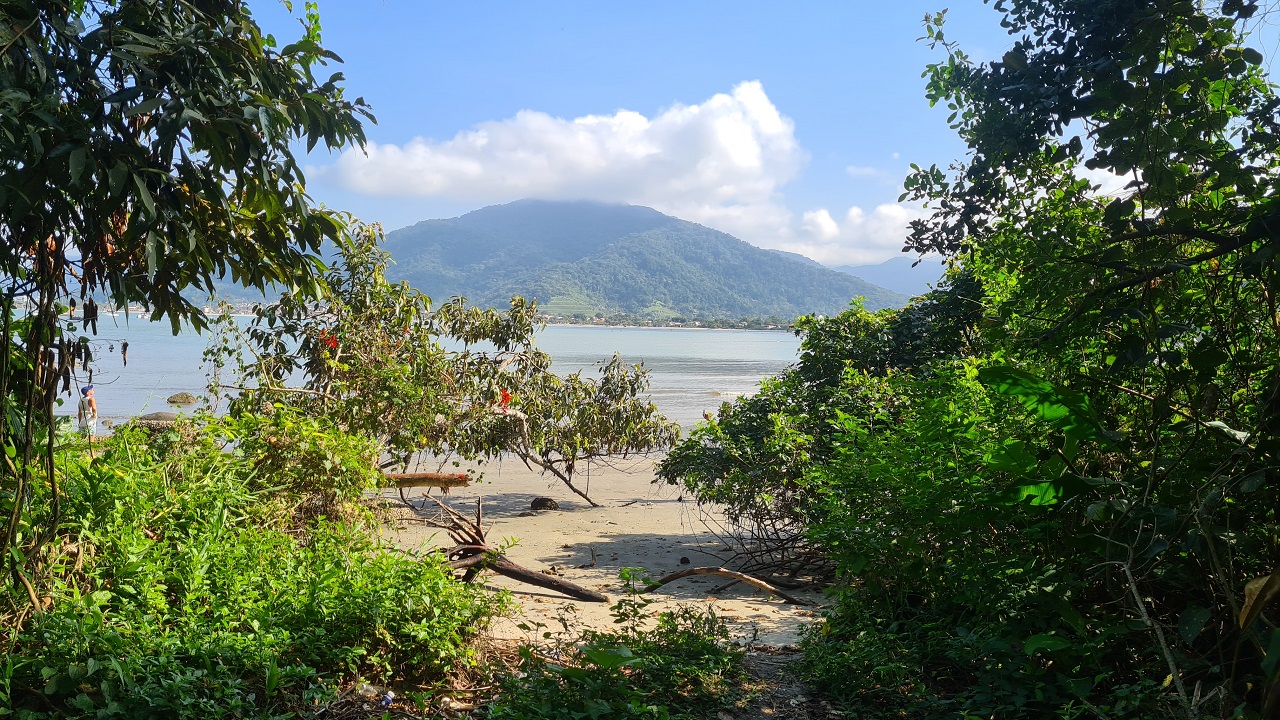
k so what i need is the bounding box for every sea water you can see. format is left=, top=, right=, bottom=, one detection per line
left=64, top=315, right=799, bottom=431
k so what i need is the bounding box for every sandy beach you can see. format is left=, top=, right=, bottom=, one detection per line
left=380, top=456, right=825, bottom=647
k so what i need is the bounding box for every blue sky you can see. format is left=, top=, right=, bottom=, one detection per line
left=255, top=2, right=1020, bottom=265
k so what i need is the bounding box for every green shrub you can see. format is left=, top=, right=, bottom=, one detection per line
left=215, top=405, right=383, bottom=509
left=797, top=362, right=1243, bottom=719
left=8, top=425, right=501, bottom=718
left=488, top=570, right=746, bottom=720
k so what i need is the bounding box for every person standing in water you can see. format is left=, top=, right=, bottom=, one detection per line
left=78, top=385, right=98, bottom=441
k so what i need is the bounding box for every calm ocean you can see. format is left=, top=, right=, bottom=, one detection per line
left=65, top=316, right=799, bottom=431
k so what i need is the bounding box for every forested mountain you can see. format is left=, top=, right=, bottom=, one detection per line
left=383, top=200, right=906, bottom=319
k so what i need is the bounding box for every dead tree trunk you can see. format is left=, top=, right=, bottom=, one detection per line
left=423, top=495, right=607, bottom=602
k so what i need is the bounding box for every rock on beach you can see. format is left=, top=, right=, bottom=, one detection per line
left=132, top=411, right=179, bottom=431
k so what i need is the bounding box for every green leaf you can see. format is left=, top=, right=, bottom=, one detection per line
left=1024, top=634, right=1072, bottom=655
left=133, top=174, right=155, bottom=216
left=1014, top=481, right=1060, bottom=506
left=102, top=86, right=144, bottom=104
left=145, top=232, right=161, bottom=280
left=68, top=146, right=86, bottom=184
left=108, top=162, right=127, bottom=198
left=578, top=644, right=639, bottom=669
left=125, top=97, right=163, bottom=117
left=1239, top=470, right=1265, bottom=492
left=1205, top=421, right=1249, bottom=444
left=1189, top=345, right=1230, bottom=373
left=1178, top=605, right=1212, bottom=644
left=978, top=366, right=1108, bottom=442
left=1262, top=627, right=1280, bottom=679
left=986, top=439, right=1038, bottom=474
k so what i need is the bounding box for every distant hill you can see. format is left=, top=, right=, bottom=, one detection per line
left=832, top=257, right=945, bottom=298
left=384, top=200, right=907, bottom=319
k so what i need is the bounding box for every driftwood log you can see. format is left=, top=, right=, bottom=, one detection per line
left=388, top=472, right=472, bottom=509
left=642, top=566, right=812, bottom=606
left=386, top=471, right=471, bottom=490
left=420, top=495, right=607, bottom=603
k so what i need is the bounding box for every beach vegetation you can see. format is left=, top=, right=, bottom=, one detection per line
left=487, top=569, right=747, bottom=720
left=0, top=2, right=512, bottom=716
left=212, top=223, right=680, bottom=506
left=657, top=274, right=982, bottom=574
left=662, top=2, right=1280, bottom=717
left=4, top=424, right=500, bottom=717
left=1, top=0, right=373, bottom=659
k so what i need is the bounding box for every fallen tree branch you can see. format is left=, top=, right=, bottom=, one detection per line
left=421, top=495, right=608, bottom=602
left=486, top=556, right=608, bottom=603
left=642, top=567, right=813, bottom=606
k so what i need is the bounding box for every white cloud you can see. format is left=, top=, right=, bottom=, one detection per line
left=801, top=209, right=840, bottom=240
left=320, top=81, right=923, bottom=265
left=787, top=203, right=928, bottom=265
left=326, top=81, right=803, bottom=239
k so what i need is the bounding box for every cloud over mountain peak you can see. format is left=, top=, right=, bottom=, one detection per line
left=322, top=81, right=919, bottom=266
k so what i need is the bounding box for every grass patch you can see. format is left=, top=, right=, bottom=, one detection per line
left=541, top=293, right=602, bottom=317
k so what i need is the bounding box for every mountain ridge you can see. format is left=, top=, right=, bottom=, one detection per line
left=832, top=256, right=945, bottom=298
left=383, top=200, right=908, bottom=319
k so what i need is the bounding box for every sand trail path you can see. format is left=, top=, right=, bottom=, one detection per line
left=381, top=457, right=824, bottom=647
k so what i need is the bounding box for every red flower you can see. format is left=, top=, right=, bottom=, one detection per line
left=499, top=389, right=511, bottom=410
left=318, top=330, right=338, bottom=350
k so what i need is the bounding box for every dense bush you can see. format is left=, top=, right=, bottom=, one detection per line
left=796, top=365, right=1178, bottom=717
left=5, top=426, right=501, bottom=718
left=663, top=3, right=1280, bottom=717
left=657, top=275, right=983, bottom=572
left=488, top=571, right=746, bottom=720
left=215, top=405, right=383, bottom=510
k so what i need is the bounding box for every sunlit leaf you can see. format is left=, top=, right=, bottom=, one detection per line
left=1241, top=571, right=1280, bottom=630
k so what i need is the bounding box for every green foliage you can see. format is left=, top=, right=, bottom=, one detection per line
left=889, top=3, right=1280, bottom=714
left=6, top=426, right=500, bottom=718
left=1, top=0, right=370, bottom=632
left=658, top=275, right=982, bottom=557
left=215, top=223, right=679, bottom=505
left=0, top=0, right=371, bottom=326
left=798, top=364, right=1165, bottom=717
left=487, top=569, right=745, bottom=720
left=664, top=3, right=1280, bottom=716
left=215, top=406, right=382, bottom=509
